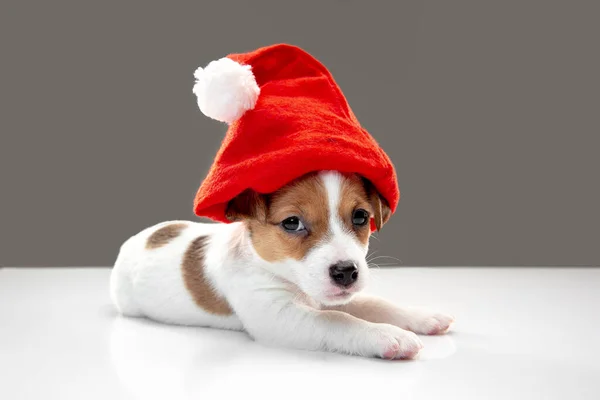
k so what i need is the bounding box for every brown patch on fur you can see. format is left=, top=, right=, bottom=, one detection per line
left=338, top=175, right=374, bottom=245
left=248, top=172, right=330, bottom=262
left=146, top=223, right=187, bottom=249
left=181, top=236, right=233, bottom=315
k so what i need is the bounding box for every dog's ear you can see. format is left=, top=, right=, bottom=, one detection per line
left=362, top=178, right=391, bottom=232
left=225, top=189, right=268, bottom=222
left=372, top=194, right=391, bottom=232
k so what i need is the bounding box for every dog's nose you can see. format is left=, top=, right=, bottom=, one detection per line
left=329, top=261, right=359, bottom=287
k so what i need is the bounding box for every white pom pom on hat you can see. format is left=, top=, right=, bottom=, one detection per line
left=192, top=57, right=260, bottom=124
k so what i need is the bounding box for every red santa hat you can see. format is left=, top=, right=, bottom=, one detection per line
left=191, top=43, right=399, bottom=228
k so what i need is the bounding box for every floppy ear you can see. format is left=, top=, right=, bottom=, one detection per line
left=362, top=178, right=392, bottom=232
left=225, top=189, right=268, bottom=222
left=372, top=193, right=391, bottom=232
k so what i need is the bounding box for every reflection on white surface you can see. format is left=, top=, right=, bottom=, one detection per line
left=1, top=267, right=599, bottom=400
left=418, top=334, right=457, bottom=360
left=109, top=315, right=457, bottom=399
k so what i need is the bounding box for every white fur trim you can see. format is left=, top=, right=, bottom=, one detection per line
left=192, top=57, right=260, bottom=124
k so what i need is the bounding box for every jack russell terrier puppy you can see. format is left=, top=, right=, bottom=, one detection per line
left=110, top=170, right=454, bottom=360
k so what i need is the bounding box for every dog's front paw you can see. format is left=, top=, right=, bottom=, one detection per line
left=406, top=312, right=455, bottom=335
left=364, top=324, right=424, bottom=360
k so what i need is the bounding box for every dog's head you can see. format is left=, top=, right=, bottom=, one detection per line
left=226, top=171, right=391, bottom=306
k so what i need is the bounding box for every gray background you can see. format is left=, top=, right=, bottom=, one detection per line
left=1, top=1, right=598, bottom=267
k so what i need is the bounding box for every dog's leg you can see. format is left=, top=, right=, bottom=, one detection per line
left=324, top=294, right=454, bottom=335
left=230, top=288, right=423, bottom=359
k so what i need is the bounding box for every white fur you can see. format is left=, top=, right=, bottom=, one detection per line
left=110, top=220, right=243, bottom=330
left=192, top=57, right=260, bottom=124
left=110, top=171, right=454, bottom=359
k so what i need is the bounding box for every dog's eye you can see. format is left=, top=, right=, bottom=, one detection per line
left=352, top=209, right=369, bottom=226
left=281, top=216, right=306, bottom=232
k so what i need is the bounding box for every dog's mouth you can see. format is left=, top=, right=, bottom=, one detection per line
left=332, top=291, right=351, bottom=297
left=320, top=290, right=356, bottom=306
left=325, top=290, right=354, bottom=301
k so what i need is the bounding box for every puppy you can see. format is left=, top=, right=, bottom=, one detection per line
left=110, top=170, right=453, bottom=360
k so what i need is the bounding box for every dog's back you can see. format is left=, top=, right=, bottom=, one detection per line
left=110, top=220, right=243, bottom=330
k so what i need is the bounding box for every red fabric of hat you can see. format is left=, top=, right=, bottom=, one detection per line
left=191, top=44, right=399, bottom=227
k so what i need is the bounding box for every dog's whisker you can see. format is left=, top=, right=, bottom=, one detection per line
left=365, top=250, right=381, bottom=263
left=367, top=255, right=403, bottom=265
left=368, top=262, right=382, bottom=270
left=367, top=255, right=401, bottom=262
left=371, top=263, right=401, bottom=267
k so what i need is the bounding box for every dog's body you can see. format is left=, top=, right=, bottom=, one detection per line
left=111, top=171, right=453, bottom=359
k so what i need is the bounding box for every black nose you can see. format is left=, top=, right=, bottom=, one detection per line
left=329, top=261, right=359, bottom=287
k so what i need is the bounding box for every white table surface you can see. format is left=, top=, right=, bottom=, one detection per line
left=1, top=267, right=599, bottom=400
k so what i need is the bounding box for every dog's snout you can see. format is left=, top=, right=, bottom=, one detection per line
left=329, top=261, right=358, bottom=287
